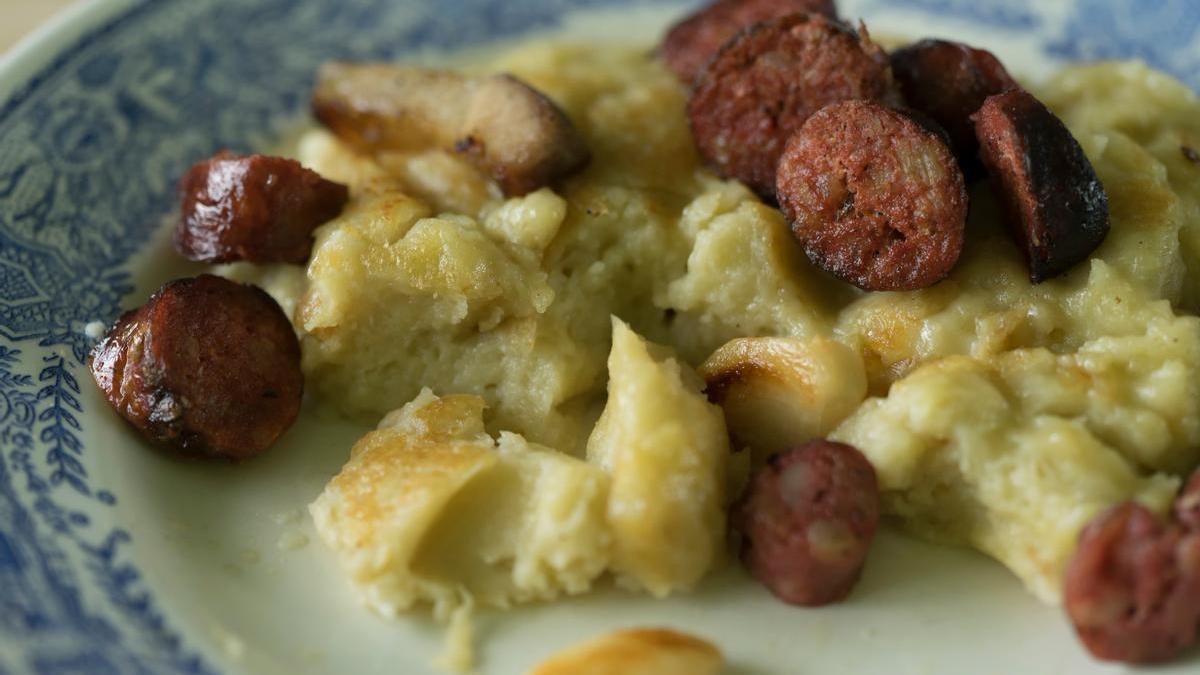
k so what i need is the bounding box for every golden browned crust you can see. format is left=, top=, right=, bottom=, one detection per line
left=529, top=627, right=723, bottom=675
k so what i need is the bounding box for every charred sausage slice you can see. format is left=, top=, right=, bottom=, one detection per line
left=776, top=100, right=967, bottom=291
left=973, top=90, right=1110, bottom=283
left=89, top=275, right=303, bottom=461
left=687, top=14, right=895, bottom=201
left=890, top=39, right=1018, bottom=177
left=660, top=0, right=838, bottom=85
left=1064, top=502, right=1200, bottom=664
left=733, top=440, right=879, bottom=606
left=175, top=152, right=349, bottom=264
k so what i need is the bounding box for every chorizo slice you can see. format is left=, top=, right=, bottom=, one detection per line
left=890, top=39, right=1018, bottom=176
left=687, top=14, right=896, bottom=200
left=89, top=275, right=302, bottom=461
left=733, top=440, right=879, bottom=606
left=1064, top=502, right=1200, bottom=664
left=776, top=100, right=967, bottom=291
left=660, top=0, right=838, bottom=85
left=973, top=90, right=1110, bottom=283
left=174, top=152, right=348, bottom=264
left=312, top=63, right=589, bottom=196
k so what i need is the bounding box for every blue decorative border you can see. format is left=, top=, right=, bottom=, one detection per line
left=0, top=1, right=641, bottom=672
left=857, top=0, right=1039, bottom=29
left=0, top=0, right=1195, bottom=673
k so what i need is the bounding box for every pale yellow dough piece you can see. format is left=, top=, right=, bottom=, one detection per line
left=295, top=187, right=600, bottom=453
left=586, top=318, right=729, bottom=596
left=528, top=628, right=723, bottom=675
left=308, top=389, right=610, bottom=620
left=831, top=309, right=1200, bottom=602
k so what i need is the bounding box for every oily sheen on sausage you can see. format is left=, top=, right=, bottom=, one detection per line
left=175, top=152, right=349, bottom=264
left=89, top=275, right=303, bottom=460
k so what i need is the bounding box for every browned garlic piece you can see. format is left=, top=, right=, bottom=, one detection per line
left=312, top=62, right=590, bottom=196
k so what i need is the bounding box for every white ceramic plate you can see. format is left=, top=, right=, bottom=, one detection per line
left=1, top=1, right=1198, bottom=673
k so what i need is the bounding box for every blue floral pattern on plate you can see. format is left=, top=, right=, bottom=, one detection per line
left=858, top=0, right=1039, bottom=29
left=0, top=0, right=1195, bottom=672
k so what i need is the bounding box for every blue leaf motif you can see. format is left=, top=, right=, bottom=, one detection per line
left=35, top=355, right=88, bottom=496
left=1047, top=0, right=1200, bottom=91
left=855, top=0, right=1039, bottom=29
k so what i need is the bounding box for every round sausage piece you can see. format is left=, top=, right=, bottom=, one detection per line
left=175, top=152, right=349, bottom=264
left=776, top=100, right=967, bottom=291
left=890, top=39, right=1018, bottom=176
left=973, top=90, right=1110, bottom=283
left=89, top=275, right=303, bottom=460
left=733, top=440, right=879, bottom=606
left=660, top=0, right=838, bottom=85
left=1064, top=502, right=1200, bottom=664
left=688, top=14, right=895, bottom=201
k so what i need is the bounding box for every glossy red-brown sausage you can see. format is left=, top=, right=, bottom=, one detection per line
left=1064, top=502, right=1200, bottom=664
left=89, top=275, right=302, bottom=460
left=175, top=152, right=348, bottom=264
left=776, top=100, right=967, bottom=291
left=733, top=440, right=879, bottom=606
left=687, top=14, right=895, bottom=200
left=973, top=90, right=1110, bottom=283
left=890, top=39, right=1018, bottom=176
left=660, top=0, right=838, bottom=85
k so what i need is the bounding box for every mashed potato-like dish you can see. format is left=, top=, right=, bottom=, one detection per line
left=309, top=319, right=728, bottom=668
left=231, top=38, right=1200, bottom=642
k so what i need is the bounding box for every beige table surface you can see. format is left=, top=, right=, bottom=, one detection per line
left=1, top=0, right=79, bottom=54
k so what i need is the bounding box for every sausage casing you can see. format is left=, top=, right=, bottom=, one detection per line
left=733, top=440, right=879, bottom=606
left=89, top=275, right=303, bottom=460
left=688, top=14, right=895, bottom=201
left=891, top=39, right=1018, bottom=176
left=175, top=152, right=349, bottom=264
left=973, top=90, right=1110, bottom=283
left=1064, top=502, right=1200, bottom=664
left=661, top=0, right=838, bottom=85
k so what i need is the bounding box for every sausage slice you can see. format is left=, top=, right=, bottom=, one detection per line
left=687, top=14, right=896, bottom=200
left=776, top=100, right=967, bottom=291
left=733, top=440, right=879, bottom=606
left=89, top=275, right=303, bottom=460
left=890, top=39, right=1018, bottom=176
left=175, top=152, right=349, bottom=264
left=973, top=90, right=1110, bottom=283
left=1064, top=502, right=1200, bottom=664
left=660, top=0, right=838, bottom=85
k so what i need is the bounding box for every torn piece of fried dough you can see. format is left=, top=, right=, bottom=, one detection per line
left=312, top=62, right=589, bottom=196
left=587, top=318, right=730, bottom=597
